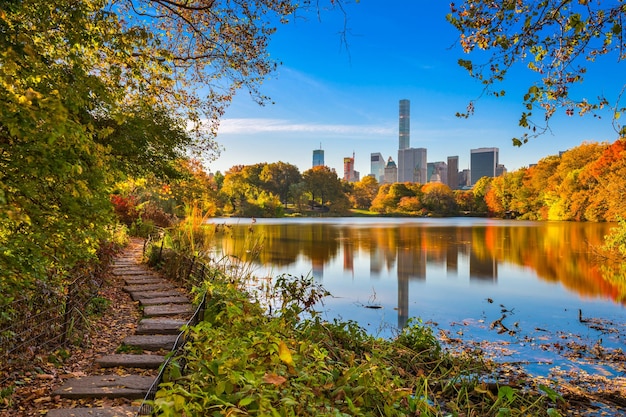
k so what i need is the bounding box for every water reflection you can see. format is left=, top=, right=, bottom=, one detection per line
left=208, top=218, right=623, bottom=334
left=213, top=219, right=618, bottom=295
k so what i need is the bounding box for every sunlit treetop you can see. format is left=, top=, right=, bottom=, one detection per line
left=447, top=0, right=626, bottom=145
left=106, top=0, right=301, bottom=151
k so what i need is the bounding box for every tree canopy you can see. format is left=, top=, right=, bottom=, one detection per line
left=447, top=0, right=626, bottom=144
left=0, top=0, right=337, bottom=302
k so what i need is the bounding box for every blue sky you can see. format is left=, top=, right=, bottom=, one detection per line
left=208, top=1, right=623, bottom=177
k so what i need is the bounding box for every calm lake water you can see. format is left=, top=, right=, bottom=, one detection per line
left=206, top=217, right=625, bottom=379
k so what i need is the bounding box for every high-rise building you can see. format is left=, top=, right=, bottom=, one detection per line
left=459, top=169, right=471, bottom=188
left=399, top=99, right=410, bottom=150
left=470, top=147, right=499, bottom=185
left=427, top=161, right=447, bottom=184
left=343, top=153, right=359, bottom=182
left=312, top=148, right=324, bottom=167
left=398, top=147, right=427, bottom=183
left=370, top=152, right=385, bottom=183
left=447, top=156, right=459, bottom=189
left=383, top=157, right=398, bottom=184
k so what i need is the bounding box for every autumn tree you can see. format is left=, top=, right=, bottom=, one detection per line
left=521, top=155, right=561, bottom=220
left=349, top=176, right=380, bottom=210
left=370, top=183, right=423, bottom=214
left=448, top=1, right=626, bottom=144
left=545, top=142, right=606, bottom=220
left=302, top=166, right=350, bottom=212
left=421, top=183, right=457, bottom=215
left=454, top=189, right=477, bottom=213
left=579, top=138, right=626, bottom=221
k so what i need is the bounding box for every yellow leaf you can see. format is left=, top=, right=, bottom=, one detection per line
left=278, top=340, right=293, bottom=366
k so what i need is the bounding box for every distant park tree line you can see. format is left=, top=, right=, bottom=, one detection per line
left=109, top=137, right=625, bottom=223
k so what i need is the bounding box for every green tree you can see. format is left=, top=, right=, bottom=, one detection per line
left=95, top=103, right=193, bottom=179
left=1, top=0, right=325, bottom=302
left=260, top=162, right=302, bottom=205
left=448, top=1, right=626, bottom=143
left=221, top=169, right=256, bottom=216
left=302, top=166, right=349, bottom=212
left=471, top=176, right=492, bottom=214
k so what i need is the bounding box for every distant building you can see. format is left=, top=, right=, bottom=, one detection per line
left=398, top=147, right=427, bottom=183
left=383, top=157, right=398, bottom=184
left=459, top=169, right=471, bottom=188
left=370, top=152, right=385, bottom=183
left=399, top=99, right=410, bottom=150
left=470, top=147, right=499, bottom=185
left=312, top=148, right=324, bottom=167
left=343, top=153, right=359, bottom=182
left=496, top=163, right=507, bottom=177
left=428, top=161, right=448, bottom=184
left=447, top=156, right=459, bottom=189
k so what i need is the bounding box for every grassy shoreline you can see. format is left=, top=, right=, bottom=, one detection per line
left=147, top=244, right=567, bottom=417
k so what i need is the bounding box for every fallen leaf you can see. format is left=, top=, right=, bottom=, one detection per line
left=33, top=396, right=51, bottom=403
left=263, top=373, right=287, bottom=386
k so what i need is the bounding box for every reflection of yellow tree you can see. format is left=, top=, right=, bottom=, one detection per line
left=485, top=223, right=624, bottom=304
left=214, top=222, right=624, bottom=304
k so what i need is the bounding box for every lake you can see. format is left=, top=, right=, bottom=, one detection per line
left=205, top=217, right=625, bottom=382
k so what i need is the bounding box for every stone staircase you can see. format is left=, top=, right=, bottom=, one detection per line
left=47, top=239, right=194, bottom=417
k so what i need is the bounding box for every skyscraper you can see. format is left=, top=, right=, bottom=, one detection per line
left=470, top=147, right=499, bottom=185
left=398, top=147, right=427, bottom=183
left=399, top=99, right=410, bottom=150
left=312, top=147, right=324, bottom=167
left=383, top=157, right=398, bottom=184
left=370, top=152, right=385, bottom=183
left=343, top=153, right=359, bottom=182
left=447, top=156, right=459, bottom=189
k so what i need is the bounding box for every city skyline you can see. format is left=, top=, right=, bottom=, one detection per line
left=207, top=1, right=623, bottom=177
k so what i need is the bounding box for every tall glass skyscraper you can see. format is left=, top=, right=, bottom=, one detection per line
left=470, top=147, right=499, bottom=185
left=399, top=99, right=410, bottom=150
left=312, top=148, right=324, bottom=167
left=370, top=152, right=385, bottom=183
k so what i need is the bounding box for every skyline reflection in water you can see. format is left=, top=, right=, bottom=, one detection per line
left=206, top=217, right=623, bottom=344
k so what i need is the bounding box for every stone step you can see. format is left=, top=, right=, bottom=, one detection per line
left=123, top=283, right=175, bottom=293
left=122, top=334, right=180, bottom=351
left=143, top=304, right=194, bottom=318
left=139, top=296, right=189, bottom=306
left=47, top=406, right=139, bottom=417
left=129, top=289, right=183, bottom=301
left=137, top=318, right=188, bottom=335
left=112, top=269, right=153, bottom=276
left=96, top=353, right=166, bottom=369
left=123, top=277, right=163, bottom=285
left=52, top=374, right=154, bottom=399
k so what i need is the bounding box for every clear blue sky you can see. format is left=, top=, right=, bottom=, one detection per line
left=207, top=1, right=623, bottom=177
